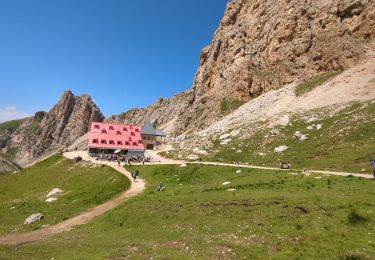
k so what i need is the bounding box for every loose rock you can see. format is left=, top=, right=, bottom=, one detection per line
left=24, top=213, right=44, bottom=225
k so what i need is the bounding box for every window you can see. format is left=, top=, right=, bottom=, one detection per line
left=130, top=125, right=133, bottom=129
left=135, top=128, right=139, bottom=132
left=109, top=126, right=114, bottom=130
left=130, top=132, right=135, bottom=136
left=101, top=129, right=107, bottom=134
left=94, top=125, right=100, bottom=129
left=138, top=140, right=142, bottom=144
left=133, top=142, right=138, bottom=146
left=117, top=141, right=123, bottom=145
left=129, top=137, right=132, bottom=141
left=101, top=139, right=107, bottom=144
left=123, top=127, right=127, bottom=131
left=92, top=139, right=98, bottom=144
left=116, top=131, right=121, bottom=135
left=109, top=140, right=115, bottom=145
left=125, top=141, right=130, bottom=146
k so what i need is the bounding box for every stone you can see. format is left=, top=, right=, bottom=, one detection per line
left=220, top=138, right=231, bottom=145
left=45, top=197, right=58, bottom=203
left=219, top=133, right=231, bottom=140
left=192, top=148, right=208, bottom=155
left=230, top=129, right=240, bottom=137
left=236, top=170, right=241, bottom=173
left=236, top=150, right=242, bottom=153
left=222, top=181, right=231, bottom=185
left=227, top=189, right=237, bottom=192
left=186, top=154, right=199, bottom=161
left=294, top=131, right=308, bottom=141
left=24, top=213, right=44, bottom=225
left=278, top=115, right=290, bottom=127
left=274, top=145, right=289, bottom=153
left=46, top=188, right=63, bottom=198
left=180, top=164, right=187, bottom=167
left=306, top=125, right=314, bottom=130
left=177, top=154, right=182, bottom=158
left=316, top=124, right=323, bottom=130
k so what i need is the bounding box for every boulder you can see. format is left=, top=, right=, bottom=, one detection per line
left=274, top=145, right=289, bottom=153
left=316, top=124, right=323, bottom=130
left=306, top=125, right=314, bottom=130
left=24, top=213, right=44, bottom=225
left=46, top=188, right=63, bottom=198
left=222, top=181, right=231, bottom=185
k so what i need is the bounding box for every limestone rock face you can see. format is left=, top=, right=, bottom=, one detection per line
left=0, top=91, right=104, bottom=166
left=111, top=0, right=375, bottom=135
left=0, top=156, right=21, bottom=174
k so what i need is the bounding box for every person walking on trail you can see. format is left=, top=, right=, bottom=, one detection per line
left=157, top=182, right=165, bottom=191
left=371, top=160, right=375, bottom=180
left=117, top=157, right=121, bottom=167
left=131, top=170, right=139, bottom=182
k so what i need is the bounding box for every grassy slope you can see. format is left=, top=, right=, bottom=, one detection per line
left=295, top=71, right=342, bottom=96
left=1, top=164, right=374, bottom=259
left=0, top=120, right=22, bottom=135
left=0, top=155, right=129, bottom=235
left=207, top=102, right=375, bottom=173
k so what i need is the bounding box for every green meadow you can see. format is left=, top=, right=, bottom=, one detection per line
left=0, top=155, right=128, bottom=235
left=1, top=164, right=374, bottom=259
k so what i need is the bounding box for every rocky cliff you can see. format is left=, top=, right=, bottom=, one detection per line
left=111, top=0, right=375, bottom=135
left=0, top=91, right=104, bottom=166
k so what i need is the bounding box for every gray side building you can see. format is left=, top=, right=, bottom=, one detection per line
left=141, top=122, right=166, bottom=150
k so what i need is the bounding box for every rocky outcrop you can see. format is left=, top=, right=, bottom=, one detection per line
left=0, top=91, right=104, bottom=166
left=0, top=156, right=21, bottom=174
left=111, top=0, right=375, bottom=135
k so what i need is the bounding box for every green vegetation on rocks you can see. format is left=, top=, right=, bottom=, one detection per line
left=0, top=155, right=129, bottom=235
left=220, top=99, right=244, bottom=115
left=295, top=71, right=342, bottom=96
left=208, top=102, right=375, bottom=173
left=0, top=120, right=22, bottom=135
left=0, top=164, right=374, bottom=259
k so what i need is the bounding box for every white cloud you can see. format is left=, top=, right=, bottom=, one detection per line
left=0, top=106, right=30, bottom=123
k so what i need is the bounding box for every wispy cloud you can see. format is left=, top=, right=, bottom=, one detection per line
left=0, top=106, right=29, bottom=123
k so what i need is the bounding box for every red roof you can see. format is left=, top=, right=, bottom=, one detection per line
left=88, top=122, right=144, bottom=150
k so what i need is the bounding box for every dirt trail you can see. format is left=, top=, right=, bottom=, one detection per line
left=0, top=151, right=145, bottom=246
left=0, top=150, right=372, bottom=245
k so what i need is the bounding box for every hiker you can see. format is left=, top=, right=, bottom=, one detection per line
left=371, top=160, right=375, bottom=180
left=117, top=157, right=121, bottom=167
left=131, top=170, right=139, bottom=182
left=157, top=182, right=165, bottom=191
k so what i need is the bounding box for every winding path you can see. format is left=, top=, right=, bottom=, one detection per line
left=0, top=150, right=372, bottom=245
left=0, top=151, right=145, bottom=246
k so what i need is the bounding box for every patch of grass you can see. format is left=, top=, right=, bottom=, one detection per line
left=0, top=155, right=129, bottom=235
left=295, top=71, right=342, bottom=96
left=0, top=147, right=18, bottom=161
left=348, top=210, right=369, bottom=225
left=1, top=164, right=374, bottom=259
left=209, top=102, right=375, bottom=173
left=220, top=99, right=244, bottom=115
left=0, top=120, right=22, bottom=135
left=22, top=122, right=40, bottom=137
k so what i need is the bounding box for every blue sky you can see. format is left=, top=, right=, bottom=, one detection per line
left=0, top=0, right=229, bottom=122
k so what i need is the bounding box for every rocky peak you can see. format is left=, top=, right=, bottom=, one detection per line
left=14, top=91, right=104, bottom=165
left=110, top=0, right=375, bottom=135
